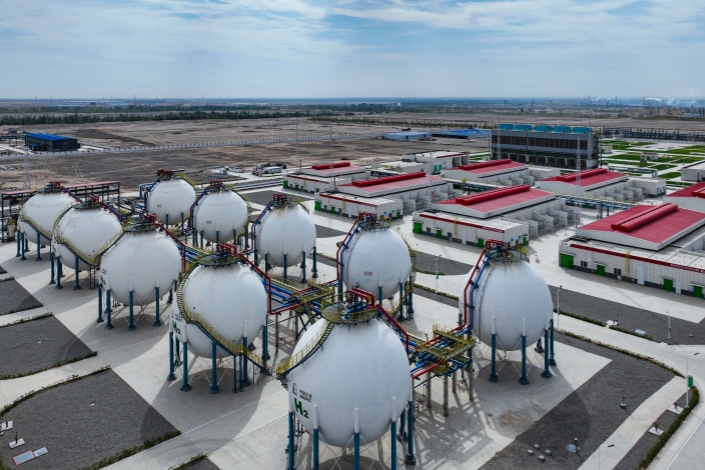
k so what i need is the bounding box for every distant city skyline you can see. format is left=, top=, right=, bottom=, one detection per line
left=2, top=0, right=704, bottom=99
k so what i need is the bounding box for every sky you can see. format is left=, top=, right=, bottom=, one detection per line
left=2, top=0, right=705, bottom=99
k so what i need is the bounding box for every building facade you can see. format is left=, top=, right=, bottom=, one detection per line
left=24, top=133, right=79, bottom=152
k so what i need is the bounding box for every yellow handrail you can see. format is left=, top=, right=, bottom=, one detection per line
left=275, top=320, right=334, bottom=377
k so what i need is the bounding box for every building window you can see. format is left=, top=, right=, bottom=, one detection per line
left=614, top=268, right=622, bottom=276
left=580, top=261, right=588, bottom=267
left=426, top=227, right=431, bottom=232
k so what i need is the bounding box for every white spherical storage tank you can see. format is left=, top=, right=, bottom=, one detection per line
left=100, top=228, right=182, bottom=305
left=193, top=190, right=248, bottom=243
left=53, top=205, right=123, bottom=270
left=287, top=314, right=411, bottom=448
left=257, top=203, right=315, bottom=267
left=460, top=252, right=553, bottom=351
left=147, top=178, right=196, bottom=225
left=342, top=224, right=412, bottom=300
left=19, top=191, right=76, bottom=245
left=171, top=262, right=267, bottom=358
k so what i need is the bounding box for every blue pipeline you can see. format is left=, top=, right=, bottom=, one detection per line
left=465, top=248, right=497, bottom=332
left=336, top=225, right=360, bottom=291
left=189, top=188, right=210, bottom=227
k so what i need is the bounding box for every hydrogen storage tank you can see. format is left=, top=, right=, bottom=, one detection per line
left=460, top=249, right=552, bottom=350
left=171, top=253, right=267, bottom=358
left=340, top=217, right=412, bottom=300
left=19, top=184, right=76, bottom=246
left=192, top=183, right=249, bottom=244
left=286, top=302, right=411, bottom=448
left=100, top=222, right=182, bottom=306
left=53, top=201, right=123, bottom=270
left=146, top=171, right=196, bottom=226
left=255, top=194, right=316, bottom=267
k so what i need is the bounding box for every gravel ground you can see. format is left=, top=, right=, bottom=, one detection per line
left=0, top=279, right=42, bottom=315
left=183, top=458, right=220, bottom=470
left=549, top=286, right=705, bottom=345
left=614, top=393, right=686, bottom=470
left=245, top=189, right=311, bottom=206
left=481, top=332, right=676, bottom=470
left=0, top=369, right=177, bottom=470
left=0, top=315, right=93, bottom=378
left=315, top=225, right=347, bottom=238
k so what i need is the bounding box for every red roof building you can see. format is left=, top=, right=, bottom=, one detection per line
left=664, top=182, right=705, bottom=213
left=536, top=168, right=629, bottom=195
left=433, top=185, right=555, bottom=219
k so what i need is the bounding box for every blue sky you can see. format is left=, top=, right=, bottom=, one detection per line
left=2, top=0, right=705, bottom=98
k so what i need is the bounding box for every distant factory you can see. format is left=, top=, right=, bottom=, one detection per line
left=24, top=132, right=79, bottom=152
left=492, top=123, right=599, bottom=170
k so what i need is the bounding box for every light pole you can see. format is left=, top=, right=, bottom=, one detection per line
left=667, top=308, right=671, bottom=340
left=556, top=285, right=562, bottom=330
left=599, top=444, right=615, bottom=469
left=435, top=255, right=441, bottom=291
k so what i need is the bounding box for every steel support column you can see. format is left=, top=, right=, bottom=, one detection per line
left=153, top=286, right=161, bottom=326
left=242, top=337, right=250, bottom=386
left=490, top=333, right=498, bottom=382
left=20, top=233, right=26, bottom=260
left=443, top=374, right=449, bottom=417
left=128, top=289, right=135, bottom=331
left=405, top=400, right=416, bottom=465
left=542, top=327, right=552, bottom=378
left=262, top=324, right=269, bottom=361
left=49, top=252, right=55, bottom=284
left=105, top=289, right=113, bottom=329
left=549, top=319, right=556, bottom=366
left=210, top=341, right=220, bottom=394
left=73, top=256, right=81, bottom=290
left=287, top=410, right=296, bottom=470
left=55, top=257, right=63, bottom=289
left=35, top=232, right=41, bottom=261
left=301, top=251, right=306, bottom=284
left=181, top=342, right=191, bottom=391
left=167, top=331, right=176, bottom=380
left=312, top=246, right=318, bottom=278
left=520, top=330, right=529, bottom=385
left=391, top=420, right=397, bottom=470
left=97, top=283, right=104, bottom=323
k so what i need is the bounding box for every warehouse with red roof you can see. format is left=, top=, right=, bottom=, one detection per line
left=443, top=159, right=559, bottom=185
left=559, top=202, right=705, bottom=296
left=536, top=168, right=665, bottom=199
left=664, top=182, right=705, bottom=213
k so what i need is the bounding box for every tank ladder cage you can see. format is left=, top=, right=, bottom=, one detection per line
left=174, top=264, right=270, bottom=376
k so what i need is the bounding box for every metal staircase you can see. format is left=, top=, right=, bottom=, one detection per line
left=275, top=320, right=335, bottom=379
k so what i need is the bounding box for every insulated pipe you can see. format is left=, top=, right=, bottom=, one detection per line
left=520, top=318, right=529, bottom=385
left=97, top=283, right=104, bottom=323
left=35, top=232, right=41, bottom=261
left=167, top=331, right=176, bottom=381
left=549, top=319, right=556, bottom=366
left=490, top=316, right=498, bottom=382
left=49, top=252, right=55, bottom=284
left=128, top=277, right=135, bottom=331
left=210, top=341, right=220, bottom=394
left=73, top=256, right=81, bottom=290
left=180, top=341, right=191, bottom=391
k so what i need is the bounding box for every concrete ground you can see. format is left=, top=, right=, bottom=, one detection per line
left=0, top=314, right=92, bottom=378
left=182, top=457, right=220, bottom=470
left=0, top=369, right=177, bottom=470
left=0, top=278, right=43, bottom=315
left=0, top=187, right=702, bottom=468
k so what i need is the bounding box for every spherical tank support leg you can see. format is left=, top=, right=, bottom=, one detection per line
left=312, top=246, right=318, bottom=278
left=20, top=233, right=26, bottom=260
left=73, top=256, right=81, bottom=290
left=262, top=324, right=269, bottom=361
left=242, top=337, right=250, bottom=386
left=180, top=342, right=191, bottom=391
left=49, top=252, right=55, bottom=285
left=549, top=319, right=557, bottom=366
left=128, top=290, right=136, bottom=331
left=519, top=334, right=529, bottom=385
left=283, top=253, right=288, bottom=281
left=55, top=258, right=63, bottom=289
left=353, top=432, right=361, bottom=470
left=104, top=290, right=113, bottom=329
left=97, top=283, right=104, bottom=323
left=542, top=328, right=552, bottom=378
left=210, top=341, right=220, bottom=394
left=167, top=332, right=176, bottom=381
left=405, top=400, right=416, bottom=465
left=153, top=286, right=162, bottom=326
left=490, top=333, right=498, bottom=382
left=287, top=411, right=296, bottom=470
left=391, top=420, right=397, bottom=470
left=312, top=427, right=319, bottom=470
left=15, top=231, right=20, bottom=258
left=35, top=232, right=42, bottom=261
left=301, top=251, right=306, bottom=284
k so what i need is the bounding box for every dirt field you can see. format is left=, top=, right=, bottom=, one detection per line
left=0, top=118, right=489, bottom=190
left=1, top=113, right=703, bottom=191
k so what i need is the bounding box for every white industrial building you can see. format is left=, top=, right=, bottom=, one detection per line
left=314, top=193, right=404, bottom=219
left=558, top=203, right=705, bottom=297
left=536, top=168, right=665, bottom=200
left=315, top=171, right=456, bottom=217
left=283, top=162, right=368, bottom=193
left=680, top=161, right=705, bottom=182
left=383, top=131, right=430, bottom=141
left=401, top=150, right=471, bottom=174
left=665, top=182, right=705, bottom=212
left=412, top=184, right=578, bottom=245
left=442, top=159, right=560, bottom=186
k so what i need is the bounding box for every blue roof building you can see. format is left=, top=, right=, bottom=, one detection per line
left=24, top=133, right=79, bottom=152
